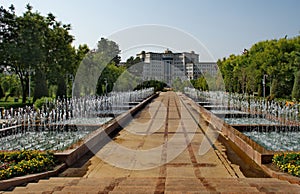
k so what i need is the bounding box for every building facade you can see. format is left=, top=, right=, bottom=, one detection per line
left=136, top=50, right=217, bottom=85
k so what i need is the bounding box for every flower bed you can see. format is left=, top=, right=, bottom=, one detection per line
left=0, top=150, right=59, bottom=180
left=273, top=153, right=300, bottom=177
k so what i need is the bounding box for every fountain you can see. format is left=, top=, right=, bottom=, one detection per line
left=184, top=87, right=300, bottom=151
left=0, top=88, right=154, bottom=151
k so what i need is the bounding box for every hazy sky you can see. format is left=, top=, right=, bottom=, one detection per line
left=1, top=0, right=299, bottom=61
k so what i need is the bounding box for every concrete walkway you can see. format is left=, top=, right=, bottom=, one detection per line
left=81, top=91, right=240, bottom=179
left=4, top=92, right=300, bottom=193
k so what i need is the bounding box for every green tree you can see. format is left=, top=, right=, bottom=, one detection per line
left=96, top=63, right=125, bottom=95
left=218, top=35, right=300, bottom=99
left=113, top=70, right=139, bottom=92
left=134, top=80, right=167, bottom=92
left=1, top=4, right=84, bottom=102
left=0, top=74, right=21, bottom=101
left=0, top=84, right=4, bottom=99
left=56, top=76, right=67, bottom=99
left=33, top=69, right=48, bottom=102
left=96, top=37, right=120, bottom=60
left=1, top=5, right=51, bottom=102
left=292, top=71, right=300, bottom=100
left=191, top=75, right=208, bottom=91
left=73, top=38, right=120, bottom=97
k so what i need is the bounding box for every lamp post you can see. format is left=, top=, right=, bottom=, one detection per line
left=262, top=74, right=268, bottom=98
left=28, top=68, right=33, bottom=103
left=28, top=73, right=31, bottom=102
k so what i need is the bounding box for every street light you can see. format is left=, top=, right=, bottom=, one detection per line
left=28, top=67, right=33, bottom=103
left=262, top=74, right=268, bottom=98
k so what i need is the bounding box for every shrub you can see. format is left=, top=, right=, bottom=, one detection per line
left=34, top=97, right=55, bottom=110
left=272, top=153, right=300, bottom=177
left=0, top=150, right=59, bottom=180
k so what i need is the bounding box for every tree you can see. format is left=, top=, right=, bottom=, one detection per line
left=0, top=84, right=4, bottom=99
left=217, top=35, right=300, bottom=99
left=73, top=38, right=121, bottom=97
left=113, top=70, right=139, bottom=92
left=56, top=76, right=67, bottom=99
left=134, top=80, right=167, bottom=92
left=191, top=75, right=208, bottom=91
left=0, top=4, right=84, bottom=101
left=96, top=37, right=120, bottom=60
left=0, top=73, right=21, bottom=101
left=96, top=63, right=125, bottom=95
left=292, top=71, right=300, bottom=100
left=1, top=5, right=49, bottom=102
left=270, top=78, right=280, bottom=98
left=33, top=69, right=48, bottom=102
left=42, top=13, right=77, bottom=99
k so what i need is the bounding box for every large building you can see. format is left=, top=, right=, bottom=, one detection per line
left=136, top=50, right=217, bottom=85
left=186, top=62, right=219, bottom=79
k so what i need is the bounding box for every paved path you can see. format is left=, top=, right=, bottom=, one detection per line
left=81, top=91, right=240, bottom=179
left=4, top=92, right=300, bottom=193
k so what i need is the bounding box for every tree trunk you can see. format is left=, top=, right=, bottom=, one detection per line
left=56, top=76, right=67, bottom=99
left=292, top=71, right=300, bottom=100
left=20, top=75, right=29, bottom=103
left=33, top=69, right=48, bottom=102
left=21, top=81, right=27, bottom=103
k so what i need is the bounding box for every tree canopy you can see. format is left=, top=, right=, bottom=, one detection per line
left=217, top=36, right=300, bottom=100
left=0, top=4, right=88, bottom=102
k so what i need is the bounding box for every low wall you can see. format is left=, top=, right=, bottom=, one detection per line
left=261, top=164, right=300, bottom=184
left=0, top=163, right=66, bottom=191
left=192, top=99, right=275, bottom=165
left=220, top=123, right=275, bottom=164
left=191, top=98, right=300, bottom=184
left=54, top=92, right=158, bottom=166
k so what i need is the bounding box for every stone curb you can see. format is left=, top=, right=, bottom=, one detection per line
left=261, top=164, right=300, bottom=185
left=0, top=163, right=67, bottom=191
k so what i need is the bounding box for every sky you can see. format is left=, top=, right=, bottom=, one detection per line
left=1, top=0, right=300, bottom=62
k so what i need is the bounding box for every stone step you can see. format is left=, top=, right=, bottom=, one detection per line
left=206, top=178, right=300, bottom=193
left=115, top=184, right=157, bottom=189
left=111, top=188, right=157, bottom=193
left=48, top=177, right=80, bottom=181
left=215, top=186, right=260, bottom=192
left=207, top=183, right=252, bottom=188
left=165, top=184, right=205, bottom=191
left=109, top=191, right=156, bottom=194
left=117, top=179, right=157, bottom=185
left=5, top=177, right=300, bottom=193
left=59, top=186, right=107, bottom=193
left=240, top=178, right=284, bottom=183
left=53, top=191, right=98, bottom=194
left=3, top=191, right=42, bottom=194
left=76, top=178, right=115, bottom=186
left=165, top=187, right=207, bottom=192
left=204, top=180, right=251, bottom=188
left=12, top=183, right=63, bottom=192
left=165, top=192, right=219, bottom=194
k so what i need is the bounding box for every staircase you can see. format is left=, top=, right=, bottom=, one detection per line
left=2, top=177, right=300, bottom=193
